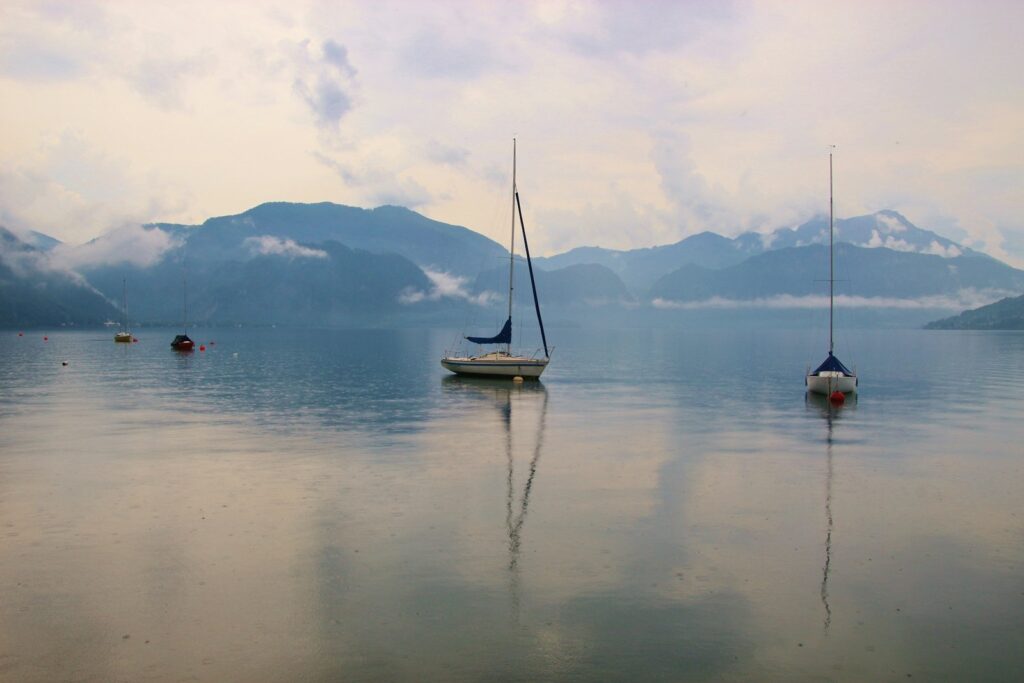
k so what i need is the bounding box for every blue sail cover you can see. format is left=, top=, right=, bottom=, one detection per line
left=467, top=317, right=512, bottom=345
left=812, top=352, right=854, bottom=376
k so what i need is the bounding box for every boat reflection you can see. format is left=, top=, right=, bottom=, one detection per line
left=806, top=392, right=855, bottom=632
left=442, top=375, right=548, bottom=615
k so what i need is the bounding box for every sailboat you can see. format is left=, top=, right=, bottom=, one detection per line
left=806, top=150, right=857, bottom=397
left=170, top=267, right=194, bottom=351
left=441, top=140, right=550, bottom=379
left=114, top=276, right=132, bottom=343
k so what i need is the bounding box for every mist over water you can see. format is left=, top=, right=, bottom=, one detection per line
left=1, top=327, right=1022, bottom=681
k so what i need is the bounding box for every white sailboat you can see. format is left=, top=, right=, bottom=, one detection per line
left=442, top=140, right=551, bottom=379
left=114, top=277, right=132, bottom=343
left=807, top=149, right=857, bottom=397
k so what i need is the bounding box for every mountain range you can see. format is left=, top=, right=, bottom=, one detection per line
left=1, top=202, right=1021, bottom=329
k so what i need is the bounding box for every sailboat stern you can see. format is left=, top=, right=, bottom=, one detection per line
left=806, top=372, right=857, bottom=395
left=806, top=352, right=856, bottom=395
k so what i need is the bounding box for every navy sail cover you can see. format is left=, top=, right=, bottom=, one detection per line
left=467, top=317, right=511, bottom=345
left=812, top=352, right=853, bottom=376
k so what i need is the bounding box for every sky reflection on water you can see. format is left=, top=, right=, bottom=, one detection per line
left=0, top=327, right=1022, bottom=681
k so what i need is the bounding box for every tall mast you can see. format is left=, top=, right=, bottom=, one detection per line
left=507, top=138, right=517, bottom=354
left=122, top=276, right=128, bottom=331
left=829, top=148, right=834, bottom=355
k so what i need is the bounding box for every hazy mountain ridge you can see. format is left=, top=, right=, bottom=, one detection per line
left=537, top=210, right=985, bottom=295
left=1, top=203, right=1022, bottom=328
left=925, top=294, right=1024, bottom=330
left=473, top=260, right=633, bottom=308
left=648, top=243, right=1024, bottom=304
left=151, top=202, right=507, bottom=277
left=535, top=231, right=760, bottom=292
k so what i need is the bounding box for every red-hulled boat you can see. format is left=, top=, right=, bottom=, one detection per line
left=171, top=334, right=194, bottom=351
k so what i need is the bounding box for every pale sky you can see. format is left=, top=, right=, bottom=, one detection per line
left=1, top=0, right=1022, bottom=263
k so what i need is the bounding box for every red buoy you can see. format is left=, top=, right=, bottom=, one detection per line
left=132, top=338, right=138, bottom=343
left=829, top=390, right=845, bottom=405
left=18, top=332, right=23, bottom=337
left=43, top=336, right=48, bottom=341
left=199, top=345, right=206, bottom=351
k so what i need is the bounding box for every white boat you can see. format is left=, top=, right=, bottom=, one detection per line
left=442, top=351, right=548, bottom=378
left=807, top=149, right=857, bottom=397
left=114, top=277, right=132, bottom=343
left=442, top=140, right=551, bottom=379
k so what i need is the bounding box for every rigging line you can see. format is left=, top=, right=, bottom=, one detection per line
left=515, top=191, right=549, bottom=358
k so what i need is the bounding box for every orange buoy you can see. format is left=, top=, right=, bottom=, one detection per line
left=829, top=390, right=845, bottom=405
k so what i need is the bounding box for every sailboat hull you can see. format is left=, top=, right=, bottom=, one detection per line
left=807, top=372, right=857, bottom=395
left=441, top=356, right=548, bottom=379
left=114, top=332, right=132, bottom=343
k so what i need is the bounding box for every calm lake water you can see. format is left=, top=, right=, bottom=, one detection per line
left=1, top=326, right=1022, bottom=682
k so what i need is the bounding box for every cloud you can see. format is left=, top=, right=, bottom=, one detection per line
left=400, top=268, right=499, bottom=305
left=876, top=213, right=907, bottom=234
left=424, top=139, right=469, bottom=166
left=0, top=2, right=105, bottom=82
left=126, top=52, right=213, bottom=111
left=0, top=132, right=190, bottom=245
left=322, top=39, right=356, bottom=76
left=315, top=150, right=434, bottom=208
left=2, top=1, right=1023, bottom=266
left=546, top=0, right=736, bottom=58
left=650, top=129, right=737, bottom=234
left=924, top=241, right=962, bottom=258
left=50, top=224, right=181, bottom=270
left=865, top=229, right=914, bottom=252
left=294, top=76, right=351, bottom=127
left=399, top=28, right=503, bottom=80
left=291, top=38, right=357, bottom=129
left=651, top=289, right=1014, bottom=311
left=243, top=235, right=327, bottom=259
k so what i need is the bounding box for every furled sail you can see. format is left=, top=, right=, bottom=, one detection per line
left=811, top=352, right=853, bottom=377
left=466, top=317, right=512, bottom=345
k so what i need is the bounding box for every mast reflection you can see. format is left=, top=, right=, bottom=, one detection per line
left=442, top=376, right=549, bottom=615
left=806, top=392, right=855, bottom=632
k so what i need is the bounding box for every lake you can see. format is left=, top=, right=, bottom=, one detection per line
left=1, top=326, right=1022, bottom=682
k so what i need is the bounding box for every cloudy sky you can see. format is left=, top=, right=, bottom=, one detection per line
left=1, top=0, right=1022, bottom=263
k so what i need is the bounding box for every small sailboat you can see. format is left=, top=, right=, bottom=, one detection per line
left=807, top=150, right=857, bottom=397
left=114, top=277, right=132, bottom=343
left=170, top=268, right=194, bottom=351
left=442, top=139, right=550, bottom=379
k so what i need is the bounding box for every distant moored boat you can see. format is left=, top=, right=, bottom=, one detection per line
left=171, top=266, right=194, bottom=351
left=115, top=277, right=132, bottom=343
